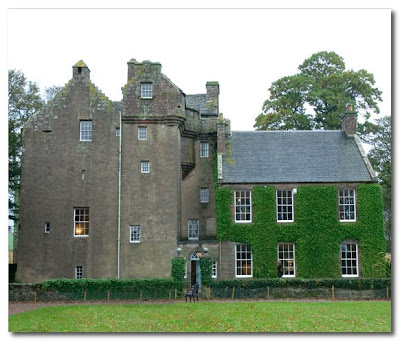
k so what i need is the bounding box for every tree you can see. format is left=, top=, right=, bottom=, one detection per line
left=360, top=116, right=392, bottom=250
left=43, top=85, right=62, bottom=103
left=8, top=70, right=44, bottom=225
left=254, top=51, right=383, bottom=131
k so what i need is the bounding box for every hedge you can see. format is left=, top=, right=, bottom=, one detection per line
left=216, top=184, right=386, bottom=278
left=35, top=278, right=185, bottom=300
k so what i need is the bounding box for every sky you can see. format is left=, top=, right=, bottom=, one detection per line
left=5, top=2, right=392, bottom=132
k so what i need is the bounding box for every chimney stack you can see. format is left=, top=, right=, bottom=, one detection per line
left=205, top=81, right=219, bottom=116
left=72, top=60, right=90, bottom=79
left=341, top=111, right=357, bottom=137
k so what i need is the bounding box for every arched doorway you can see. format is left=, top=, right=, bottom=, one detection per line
left=190, top=252, right=201, bottom=287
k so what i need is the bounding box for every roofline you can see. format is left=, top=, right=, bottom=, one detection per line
left=353, top=135, right=378, bottom=181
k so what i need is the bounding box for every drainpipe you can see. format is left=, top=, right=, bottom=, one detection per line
left=117, top=110, right=122, bottom=278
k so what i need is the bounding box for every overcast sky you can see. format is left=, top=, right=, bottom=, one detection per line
left=6, top=3, right=392, bottom=131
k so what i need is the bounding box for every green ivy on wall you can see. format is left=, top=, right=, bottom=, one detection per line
left=200, top=257, right=213, bottom=286
left=171, top=257, right=186, bottom=282
left=216, top=184, right=386, bottom=278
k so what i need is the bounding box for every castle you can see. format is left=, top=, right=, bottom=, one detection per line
left=16, top=59, right=386, bottom=284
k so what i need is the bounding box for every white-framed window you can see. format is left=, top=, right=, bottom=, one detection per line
left=276, top=190, right=294, bottom=222
left=45, top=222, right=50, bottom=233
left=74, top=208, right=89, bottom=236
left=80, top=120, right=92, bottom=141
left=212, top=261, right=218, bottom=279
left=339, top=189, right=356, bottom=222
left=278, top=243, right=296, bottom=277
left=141, top=83, right=153, bottom=98
left=138, top=126, right=147, bottom=140
left=235, top=244, right=252, bottom=277
left=130, top=225, right=141, bottom=243
left=340, top=242, right=359, bottom=277
left=188, top=219, right=199, bottom=240
left=75, top=266, right=83, bottom=279
left=200, top=142, right=209, bottom=158
left=200, top=188, right=209, bottom=203
left=234, top=190, right=252, bottom=223
left=141, top=161, right=150, bottom=173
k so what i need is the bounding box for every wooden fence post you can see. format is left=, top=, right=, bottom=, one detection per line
left=84, top=290, right=87, bottom=301
left=331, top=285, right=334, bottom=300
left=107, top=290, right=110, bottom=301
left=267, top=286, right=270, bottom=299
left=34, top=291, right=37, bottom=303
left=232, top=287, right=235, bottom=299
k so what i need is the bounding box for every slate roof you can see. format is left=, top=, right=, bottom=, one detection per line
left=222, top=130, right=375, bottom=183
left=186, top=94, right=214, bottom=116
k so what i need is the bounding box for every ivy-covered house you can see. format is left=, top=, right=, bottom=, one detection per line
left=15, top=59, right=386, bottom=285
left=215, top=116, right=386, bottom=279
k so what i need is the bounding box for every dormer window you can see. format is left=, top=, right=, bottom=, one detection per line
left=141, top=83, right=153, bottom=99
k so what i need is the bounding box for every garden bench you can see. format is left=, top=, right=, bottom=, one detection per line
left=185, top=283, right=199, bottom=302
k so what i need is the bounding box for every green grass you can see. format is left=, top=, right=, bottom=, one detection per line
left=9, top=301, right=391, bottom=333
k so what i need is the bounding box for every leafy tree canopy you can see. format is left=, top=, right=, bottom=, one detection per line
left=8, top=69, right=44, bottom=222
left=254, top=51, right=383, bottom=131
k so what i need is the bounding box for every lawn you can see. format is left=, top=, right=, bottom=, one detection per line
left=9, top=301, right=391, bottom=333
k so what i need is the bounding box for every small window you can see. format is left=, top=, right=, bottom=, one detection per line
left=276, top=190, right=294, bottom=222
left=339, top=189, right=356, bottom=221
left=75, top=266, right=83, bottom=279
left=80, top=120, right=92, bottom=141
left=234, top=190, right=252, bottom=223
left=141, top=83, right=153, bottom=98
left=188, top=219, right=199, bottom=240
left=130, top=225, right=141, bottom=243
left=235, top=244, right=252, bottom=277
left=74, top=208, right=89, bottom=236
left=340, top=242, right=359, bottom=277
left=116, top=127, right=120, bottom=136
left=45, top=222, right=50, bottom=233
left=200, top=142, right=209, bottom=158
left=212, top=261, right=218, bottom=279
left=278, top=243, right=296, bottom=277
left=141, top=161, right=150, bottom=173
left=138, top=127, right=147, bottom=140
left=200, top=188, right=209, bottom=203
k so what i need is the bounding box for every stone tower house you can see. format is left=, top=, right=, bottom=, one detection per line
left=17, top=59, right=226, bottom=283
